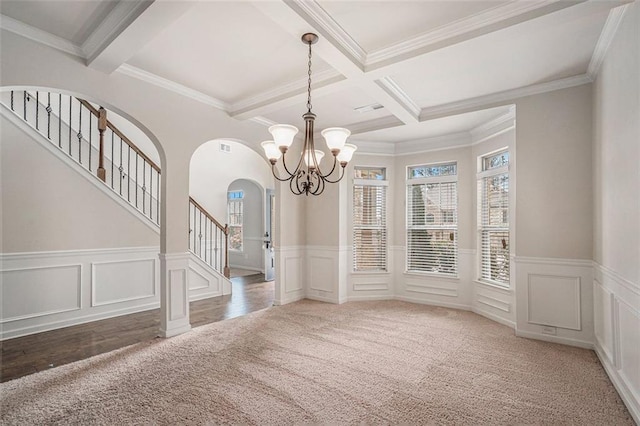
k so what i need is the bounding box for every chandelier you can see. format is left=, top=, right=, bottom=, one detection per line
left=261, top=33, right=357, bottom=196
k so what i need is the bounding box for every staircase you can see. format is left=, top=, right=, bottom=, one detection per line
left=0, top=89, right=230, bottom=279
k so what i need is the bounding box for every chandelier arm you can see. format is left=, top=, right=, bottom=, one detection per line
left=311, top=172, right=325, bottom=195
left=291, top=172, right=305, bottom=195
left=281, top=150, right=303, bottom=179
left=270, top=163, right=295, bottom=182
left=316, top=155, right=338, bottom=179
left=320, top=164, right=346, bottom=184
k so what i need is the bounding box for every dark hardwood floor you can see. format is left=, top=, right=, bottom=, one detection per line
left=0, top=273, right=274, bottom=383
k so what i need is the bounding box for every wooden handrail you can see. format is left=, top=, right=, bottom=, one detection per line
left=78, top=99, right=161, bottom=173
left=189, top=196, right=228, bottom=234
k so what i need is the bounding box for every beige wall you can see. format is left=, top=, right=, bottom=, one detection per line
left=593, top=3, right=640, bottom=284
left=514, top=84, right=593, bottom=259
left=1, top=114, right=159, bottom=252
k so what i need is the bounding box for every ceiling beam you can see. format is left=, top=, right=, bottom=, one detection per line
left=238, top=0, right=623, bottom=125
left=246, top=0, right=420, bottom=124
left=86, top=1, right=193, bottom=74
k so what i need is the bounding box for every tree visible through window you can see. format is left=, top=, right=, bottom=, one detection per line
left=406, top=163, right=458, bottom=276
left=228, top=191, right=243, bottom=251
left=353, top=167, right=387, bottom=272
left=478, top=150, right=510, bottom=286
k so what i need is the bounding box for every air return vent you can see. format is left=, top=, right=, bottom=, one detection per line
left=219, top=142, right=231, bottom=153
left=354, top=103, right=384, bottom=113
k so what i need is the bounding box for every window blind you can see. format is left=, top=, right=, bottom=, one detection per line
left=478, top=156, right=509, bottom=286
left=406, top=180, right=458, bottom=275
left=353, top=184, right=387, bottom=271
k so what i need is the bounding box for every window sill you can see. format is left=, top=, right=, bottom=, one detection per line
left=351, top=271, right=391, bottom=275
left=473, top=280, right=512, bottom=292
left=403, top=271, right=460, bottom=281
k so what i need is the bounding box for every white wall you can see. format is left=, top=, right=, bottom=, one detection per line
left=592, top=3, right=640, bottom=421
left=228, top=179, right=264, bottom=272
left=1, top=112, right=159, bottom=253
left=189, top=140, right=273, bottom=223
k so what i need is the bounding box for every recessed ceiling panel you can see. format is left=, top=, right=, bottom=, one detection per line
left=263, top=86, right=389, bottom=132
left=354, top=106, right=512, bottom=143
left=127, top=2, right=332, bottom=103
left=318, top=1, right=508, bottom=52
left=0, top=0, right=118, bottom=45
left=392, top=3, right=609, bottom=108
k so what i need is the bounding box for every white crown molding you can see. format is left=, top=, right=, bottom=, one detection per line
left=376, top=77, right=421, bottom=117
left=82, top=0, right=152, bottom=61
left=349, top=116, right=403, bottom=136
left=116, top=64, right=229, bottom=111
left=230, top=68, right=343, bottom=114
left=394, top=132, right=471, bottom=156
left=366, top=0, right=562, bottom=66
left=250, top=116, right=276, bottom=127
left=420, top=73, right=593, bottom=120
left=587, top=3, right=630, bottom=79
left=470, top=106, right=516, bottom=144
left=352, top=140, right=396, bottom=156
left=291, top=0, right=366, bottom=66
left=0, top=14, right=84, bottom=58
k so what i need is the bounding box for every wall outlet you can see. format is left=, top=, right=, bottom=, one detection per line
left=541, top=326, right=557, bottom=335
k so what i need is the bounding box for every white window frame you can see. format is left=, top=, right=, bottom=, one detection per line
left=227, top=191, right=244, bottom=252
left=405, top=162, right=458, bottom=277
left=352, top=168, right=388, bottom=273
left=477, top=149, right=510, bottom=287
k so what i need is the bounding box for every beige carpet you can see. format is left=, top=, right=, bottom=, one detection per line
left=0, top=300, right=633, bottom=425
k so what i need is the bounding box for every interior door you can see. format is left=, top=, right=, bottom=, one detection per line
left=264, top=189, right=275, bottom=282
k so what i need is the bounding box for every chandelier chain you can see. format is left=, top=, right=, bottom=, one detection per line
left=307, top=40, right=312, bottom=113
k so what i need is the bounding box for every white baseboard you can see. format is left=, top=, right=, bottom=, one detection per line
left=2, top=302, right=160, bottom=340
left=273, top=294, right=305, bottom=306
left=514, top=328, right=594, bottom=349
left=347, top=295, right=396, bottom=302
left=595, top=340, right=640, bottom=424
left=394, top=295, right=471, bottom=312
left=472, top=306, right=516, bottom=329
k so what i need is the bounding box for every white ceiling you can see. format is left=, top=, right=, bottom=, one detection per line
left=0, top=0, right=627, bottom=149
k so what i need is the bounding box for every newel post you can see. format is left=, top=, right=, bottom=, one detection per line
left=97, top=107, right=107, bottom=182
left=224, top=224, right=230, bottom=278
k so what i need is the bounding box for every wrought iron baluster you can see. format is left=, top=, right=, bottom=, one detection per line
left=193, top=203, right=197, bottom=252
left=77, top=101, right=82, bottom=164
left=68, top=96, right=72, bottom=155
left=111, top=131, right=115, bottom=189
left=10, top=90, right=14, bottom=111
left=155, top=173, right=159, bottom=224
left=46, top=92, right=52, bottom=139
left=135, top=153, right=139, bottom=208
left=23, top=90, right=27, bottom=121
left=35, top=92, right=39, bottom=130
left=127, top=145, right=131, bottom=202
left=142, top=161, right=146, bottom=215
left=199, top=212, right=203, bottom=256
left=88, top=113, right=92, bottom=171
left=58, top=94, right=62, bottom=148
left=119, top=138, right=123, bottom=195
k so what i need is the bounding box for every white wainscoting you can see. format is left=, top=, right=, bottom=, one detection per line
left=513, top=256, right=594, bottom=348
left=347, top=244, right=394, bottom=301
left=472, top=279, right=515, bottom=328
left=393, top=247, right=474, bottom=311
left=188, top=253, right=232, bottom=302
left=0, top=247, right=160, bottom=340
left=593, top=262, right=640, bottom=423
left=274, top=246, right=305, bottom=305
left=306, top=246, right=348, bottom=304
left=0, top=247, right=233, bottom=340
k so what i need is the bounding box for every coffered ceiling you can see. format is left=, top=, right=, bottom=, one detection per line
left=0, top=0, right=631, bottom=150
